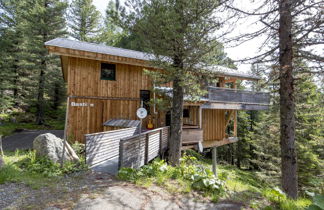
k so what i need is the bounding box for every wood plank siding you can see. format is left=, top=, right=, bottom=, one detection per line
left=67, top=57, right=152, bottom=98
left=202, top=109, right=226, bottom=141
left=64, top=57, right=232, bottom=145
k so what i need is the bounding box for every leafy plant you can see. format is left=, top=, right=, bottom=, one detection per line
left=307, top=194, right=324, bottom=210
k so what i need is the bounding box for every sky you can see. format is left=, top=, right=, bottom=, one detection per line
left=92, top=0, right=264, bottom=72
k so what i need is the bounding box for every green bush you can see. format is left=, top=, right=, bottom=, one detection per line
left=307, top=194, right=324, bottom=210
left=118, top=154, right=225, bottom=197
left=71, top=142, right=86, bottom=156
left=16, top=151, right=88, bottom=177
left=0, top=164, right=20, bottom=184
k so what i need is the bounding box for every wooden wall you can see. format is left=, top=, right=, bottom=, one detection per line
left=202, top=109, right=225, bottom=141
left=67, top=98, right=141, bottom=142
left=66, top=57, right=163, bottom=142
left=67, top=57, right=152, bottom=98
left=183, top=106, right=199, bottom=126
left=65, top=56, right=228, bottom=144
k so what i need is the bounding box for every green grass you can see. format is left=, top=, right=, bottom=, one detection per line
left=0, top=150, right=87, bottom=189
left=117, top=150, right=313, bottom=209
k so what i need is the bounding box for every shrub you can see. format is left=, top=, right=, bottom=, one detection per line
left=16, top=151, right=87, bottom=177
left=0, top=164, right=20, bottom=184
left=72, top=142, right=86, bottom=156
left=118, top=155, right=225, bottom=197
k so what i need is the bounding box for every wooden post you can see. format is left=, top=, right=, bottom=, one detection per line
left=144, top=133, right=149, bottom=164
left=60, top=97, right=70, bottom=168
left=0, top=135, right=4, bottom=157
left=118, top=141, right=124, bottom=169
left=212, top=146, right=217, bottom=176
left=159, top=129, right=163, bottom=155
left=199, top=106, right=202, bottom=129
left=234, top=111, right=237, bottom=137
left=233, top=81, right=238, bottom=137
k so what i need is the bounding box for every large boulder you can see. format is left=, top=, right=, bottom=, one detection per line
left=33, top=133, right=79, bottom=163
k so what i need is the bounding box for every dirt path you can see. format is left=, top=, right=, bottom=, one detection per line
left=1, top=171, right=243, bottom=210
left=75, top=184, right=242, bottom=210
left=2, top=130, right=64, bottom=151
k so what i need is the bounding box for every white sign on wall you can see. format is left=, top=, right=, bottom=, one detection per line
left=71, top=102, right=94, bottom=107
left=136, top=108, right=147, bottom=119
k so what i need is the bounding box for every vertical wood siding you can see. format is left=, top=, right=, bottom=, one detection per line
left=68, top=57, right=152, bottom=98
left=202, top=109, right=225, bottom=141
left=183, top=106, right=199, bottom=126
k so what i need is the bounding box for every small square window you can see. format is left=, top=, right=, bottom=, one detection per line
left=183, top=109, right=190, bottom=118
left=101, top=63, right=116, bottom=80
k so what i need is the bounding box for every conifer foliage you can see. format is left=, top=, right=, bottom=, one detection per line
left=68, top=0, right=101, bottom=41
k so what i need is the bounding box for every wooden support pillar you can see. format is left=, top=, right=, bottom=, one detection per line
left=219, top=77, right=225, bottom=87
left=212, top=146, right=217, bottom=176
left=199, top=106, right=202, bottom=129
left=0, top=135, right=3, bottom=157
left=234, top=111, right=237, bottom=137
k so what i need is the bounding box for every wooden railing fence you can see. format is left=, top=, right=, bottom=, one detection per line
left=208, top=87, right=270, bottom=105
left=85, top=127, right=137, bottom=167
left=119, top=126, right=169, bottom=169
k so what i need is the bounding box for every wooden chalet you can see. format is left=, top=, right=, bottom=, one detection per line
left=45, top=38, right=270, bottom=149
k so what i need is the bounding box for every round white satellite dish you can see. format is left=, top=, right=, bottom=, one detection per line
left=136, top=108, right=148, bottom=119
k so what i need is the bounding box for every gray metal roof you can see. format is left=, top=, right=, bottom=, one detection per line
left=45, top=38, right=153, bottom=61
left=45, top=38, right=260, bottom=80
left=103, top=119, right=140, bottom=128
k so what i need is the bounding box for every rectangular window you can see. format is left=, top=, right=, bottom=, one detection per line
left=140, top=90, right=150, bottom=114
left=183, top=109, right=190, bottom=118
left=101, top=63, right=116, bottom=80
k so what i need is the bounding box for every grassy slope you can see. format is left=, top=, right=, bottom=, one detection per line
left=118, top=151, right=312, bottom=210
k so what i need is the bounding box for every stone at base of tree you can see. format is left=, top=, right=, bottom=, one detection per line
left=33, top=133, right=80, bottom=163
left=0, top=156, right=4, bottom=168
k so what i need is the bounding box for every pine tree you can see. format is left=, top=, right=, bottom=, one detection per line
left=119, top=0, right=227, bottom=165
left=94, top=0, right=124, bottom=46
left=68, top=0, right=101, bottom=41
left=294, top=72, right=324, bottom=194
left=0, top=0, right=29, bottom=110
left=22, top=0, right=67, bottom=124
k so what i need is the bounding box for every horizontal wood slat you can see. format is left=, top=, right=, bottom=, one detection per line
left=119, top=127, right=169, bottom=169
left=85, top=127, right=137, bottom=167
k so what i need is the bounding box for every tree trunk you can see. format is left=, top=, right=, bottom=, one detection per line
left=169, top=78, right=184, bottom=166
left=36, top=61, right=46, bottom=125
left=279, top=0, right=297, bottom=199
left=53, top=82, right=60, bottom=110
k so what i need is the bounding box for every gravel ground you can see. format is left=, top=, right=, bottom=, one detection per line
left=2, top=130, right=64, bottom=151
left=0, top=171, right=243, bottom=210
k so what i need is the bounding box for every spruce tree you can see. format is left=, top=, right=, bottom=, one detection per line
left=0, top=0, right=29, bottom=110
left=22, top=0, right=67, bottom=124
left=69, top=0, right=101, bottom=41
left=119, top=0, right=228, bottom=165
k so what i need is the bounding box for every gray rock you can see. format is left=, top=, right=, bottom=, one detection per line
left=33, top=133, right=79, bottom=163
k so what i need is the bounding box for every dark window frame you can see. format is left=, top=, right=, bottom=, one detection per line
left=100, top=63, right=116, bottom=81
left=183, top=108, right=190, bottom=118
left=140, top=90, right=151, bottom=114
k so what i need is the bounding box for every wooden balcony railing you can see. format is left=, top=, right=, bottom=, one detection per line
left=208, top=87, right=270, bottom=105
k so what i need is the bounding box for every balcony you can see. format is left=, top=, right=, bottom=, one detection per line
left=203, top=87, right=270, bottom=110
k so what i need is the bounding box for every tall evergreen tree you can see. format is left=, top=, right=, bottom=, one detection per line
left=0, top=0, right=29, bottom=110
left=119, top=0, right=226, bottom=165
left=22, top=0, right=67, bottom=124
left=69, top=0, right=101, bottom=41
